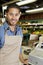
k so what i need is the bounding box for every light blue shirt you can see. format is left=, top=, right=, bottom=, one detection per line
left=0, top=22, right=23, bottom=53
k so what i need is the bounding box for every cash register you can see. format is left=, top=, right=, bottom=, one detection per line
left=28, top=36, right=43, bottom=65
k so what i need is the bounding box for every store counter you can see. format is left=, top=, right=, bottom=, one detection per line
left=28, top=39, right=43, bottom=65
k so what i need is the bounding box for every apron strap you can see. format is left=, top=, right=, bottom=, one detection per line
left=4, top=27, right=17, bottom=35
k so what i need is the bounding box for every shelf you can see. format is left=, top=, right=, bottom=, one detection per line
left=22, top=23, right=43, bottom=26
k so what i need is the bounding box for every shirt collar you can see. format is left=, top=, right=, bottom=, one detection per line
left=3, top=22, right=18, bottom=31
left=3, top=22, right=9, bottom=30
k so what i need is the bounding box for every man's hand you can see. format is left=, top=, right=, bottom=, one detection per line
left=24, top=59, right=28, bottom=65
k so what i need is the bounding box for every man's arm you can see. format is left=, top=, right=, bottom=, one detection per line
left=0, top=25, right=4, bottom=48
left=19, top=48, right=28, bottom=65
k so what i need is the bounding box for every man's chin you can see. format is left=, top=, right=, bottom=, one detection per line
left=10, top=23, right=16, bottom=26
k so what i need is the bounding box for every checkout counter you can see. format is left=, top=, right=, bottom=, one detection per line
left=28, top=36, right=43, bottom=65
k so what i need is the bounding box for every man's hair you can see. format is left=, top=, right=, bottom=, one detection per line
left=6, top=4, right=21, bottom=12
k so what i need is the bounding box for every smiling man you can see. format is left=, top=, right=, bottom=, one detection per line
left=0, top=4, right=28, bottom=65
left=0, top=4, right=23, bottom=47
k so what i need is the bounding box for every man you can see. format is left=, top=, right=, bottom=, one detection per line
left=0, top=4, right=28, bottom=65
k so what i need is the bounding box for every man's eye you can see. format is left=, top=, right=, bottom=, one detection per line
left=9, top=13, right=19, bottom=16
left=9, top=13, right=13, bottom=16
left=15, top=14, right=19, bottom=16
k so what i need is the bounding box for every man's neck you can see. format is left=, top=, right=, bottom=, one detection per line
left=9, top=25, right=16, bottom=32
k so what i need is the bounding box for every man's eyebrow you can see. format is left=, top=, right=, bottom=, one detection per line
left=9, top=12, right=19, bottom=14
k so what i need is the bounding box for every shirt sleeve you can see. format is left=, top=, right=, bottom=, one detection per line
left=0, top=26, right=5, bottom=48
left=20, top=47, right=22, bottom=54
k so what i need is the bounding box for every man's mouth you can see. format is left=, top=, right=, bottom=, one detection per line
left=11, top=19, right=17, bottom=22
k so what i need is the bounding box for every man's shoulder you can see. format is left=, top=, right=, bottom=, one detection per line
left=0, top=24, right=4, bottom=29
left=17, top=25, right=22, bottom=31
left=0, top=22, right=7, bottom=32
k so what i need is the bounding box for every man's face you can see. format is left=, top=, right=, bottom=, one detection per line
left=6, top=8, right=21, bottom=26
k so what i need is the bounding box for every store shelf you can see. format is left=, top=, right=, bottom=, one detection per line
left=21, top=23, right=43, bottom=35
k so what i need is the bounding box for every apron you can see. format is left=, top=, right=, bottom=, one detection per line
left=0, top=32, right=22, bottom=65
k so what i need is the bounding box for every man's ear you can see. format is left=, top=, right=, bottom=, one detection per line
left=18, top=12, right=22, bottom=18
left=19, top=12, right=22, bottom=17
left=5, top=12, right=8, bottom=17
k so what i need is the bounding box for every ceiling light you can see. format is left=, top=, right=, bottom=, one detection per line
left=36, top=5, right=39, bottom=8
left=2, top=6, right=7, bottom=10
left=20, top=6, right=30, bottom=9
left=16, top=0, right=37, bottom=6
left=26, top=7, right=43, bottom=13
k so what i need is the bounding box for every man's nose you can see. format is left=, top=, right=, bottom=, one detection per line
left=12, top=15, right=16, bottom=18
